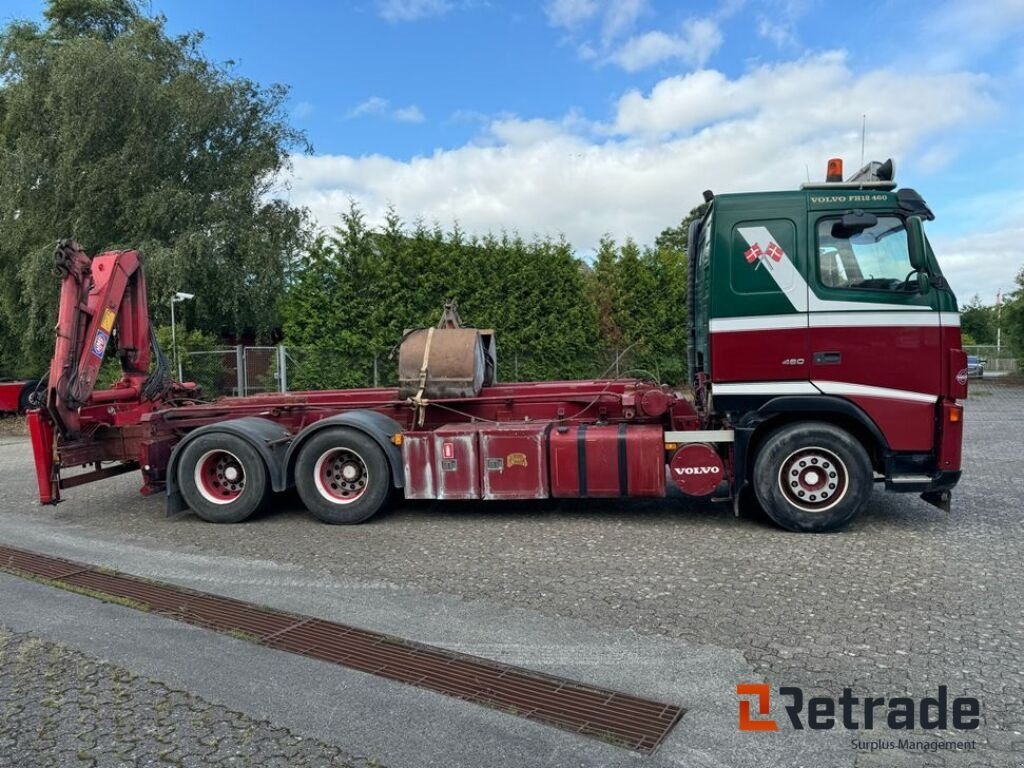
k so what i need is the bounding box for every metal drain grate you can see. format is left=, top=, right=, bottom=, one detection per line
left=0, top=544, right=684, bottom=752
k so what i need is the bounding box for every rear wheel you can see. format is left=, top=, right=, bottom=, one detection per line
left=294, top=428, right=391, bottom=524
left=177, top=434, right=269, bottom=523
left=753, top=422, right=872, bottom=533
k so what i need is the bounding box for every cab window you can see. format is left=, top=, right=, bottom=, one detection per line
left=816, top=215, right=912, bottom=291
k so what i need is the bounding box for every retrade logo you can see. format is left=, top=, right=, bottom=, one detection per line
left=737, top=684, right=778, bottom=731
left=736, top=684, right=980, bottom=732
left=672, top=466, right=721, bottom=476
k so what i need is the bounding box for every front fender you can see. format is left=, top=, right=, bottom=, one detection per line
left=730, top=394, right=891, bottom=501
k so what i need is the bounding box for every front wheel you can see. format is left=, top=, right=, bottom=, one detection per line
left=753, top=422, right=873, bottom=533
left=294, top=428, right=391, bottom=524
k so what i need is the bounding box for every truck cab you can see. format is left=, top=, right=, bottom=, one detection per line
left=688, top=159, right=966, bottom=531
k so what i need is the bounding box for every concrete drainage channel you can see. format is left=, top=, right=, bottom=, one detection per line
left=0, top=543, right=684, bottom=754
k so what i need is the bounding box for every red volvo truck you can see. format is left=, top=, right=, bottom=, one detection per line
left=26, top=159, right=967, bottom=532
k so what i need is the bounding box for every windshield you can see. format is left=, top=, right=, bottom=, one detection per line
left=817, top=215, right=913, bottom=292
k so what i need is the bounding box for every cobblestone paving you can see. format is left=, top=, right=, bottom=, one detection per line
left=0, top=629, right=369, bottom=768
left=1, top=383, right=1022, bottom=766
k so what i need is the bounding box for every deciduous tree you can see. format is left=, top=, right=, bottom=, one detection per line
left=0, top=0, right=308, bottom=375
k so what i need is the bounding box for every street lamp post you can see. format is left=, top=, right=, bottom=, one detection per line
left=170, top=292, right=195, bottom=382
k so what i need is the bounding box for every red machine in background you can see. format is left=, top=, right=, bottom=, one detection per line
left=0, top=380, right=38, bottom=415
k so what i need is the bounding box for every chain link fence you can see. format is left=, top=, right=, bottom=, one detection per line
left=963, top=345, right=1018, bottom=374
left=186, top=346, right=688, bottom=398
left=184, top=346, right=284, bottom=397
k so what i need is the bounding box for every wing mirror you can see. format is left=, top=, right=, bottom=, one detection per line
left=907, top=215, right=928, bottom=271
left=906, top=215, right=930, bottom=293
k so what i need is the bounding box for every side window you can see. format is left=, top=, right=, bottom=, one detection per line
left=817, top=215, right=912, bottom=291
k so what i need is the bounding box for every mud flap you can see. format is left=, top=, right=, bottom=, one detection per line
left=920, top=489, right=951, bottom=513
left=166, top=488, right=188, bottom=517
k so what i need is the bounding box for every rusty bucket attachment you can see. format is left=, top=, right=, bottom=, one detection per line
left=398, top=301, right=497, bottom=400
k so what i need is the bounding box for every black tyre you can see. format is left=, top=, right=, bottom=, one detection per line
left=18, top=380, right=39, bottom=413
left=177, top=434, right=270, bottom=523
left=753, top=422, right=872, bottom=533
left=294, top=428, right=391, bottom=524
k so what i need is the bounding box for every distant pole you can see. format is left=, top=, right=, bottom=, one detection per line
left=170, top=291, right=194, bottom=382
left=170, top=297, right=178, bottom=381
left=860, top=114, right=866, bottom=165
left=996, top=290, right=1003, bottom=352
left=235, top=346, right=245, bottom=396
left=278, top=345, right=288, bottom=393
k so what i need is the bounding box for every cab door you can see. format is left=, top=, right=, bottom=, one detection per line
left=807, top=213, right=941, bottom=450
left=710, top=215, right=810, bottom=385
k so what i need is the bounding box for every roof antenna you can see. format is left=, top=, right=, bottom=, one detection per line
left=860, top=114, right=867, bottom=166
left=805, top=164, right=810, bottom=182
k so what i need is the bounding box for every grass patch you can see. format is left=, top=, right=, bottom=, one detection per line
left=226, top=628, right=259, bottom=643
left=0, top=415, right=28, bottom=437
left=0, top=567, right=152, bottom=613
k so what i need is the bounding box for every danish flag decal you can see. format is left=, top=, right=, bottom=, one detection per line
left=744, top=241, right=783, bottom=271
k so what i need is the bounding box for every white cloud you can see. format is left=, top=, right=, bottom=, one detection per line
left=757, top=17, right=795, bottom=48
left=756, top=0, right=811, bottom=49
left=601, top=0, right=647, bottom=42
left=611, top=52, right=990, bottom=138
left=545, top=0, right=599, bottom=28
left=292, top=101, right=315, bottom=120
left=347, top=96, right=391, bottom=118
left=281, top=53, right=1003, bottom=296
left=376, top=0, right=452, bottom=23
left=546, top=0, right=651, bottom=64
left=611, top=18, right=722, bottom=72
left=346, top=97, right=426, bottom=123
left=932, top=225, right=1024, bottom=304
left=923, top=0, right=1024, bottom=69
left=393, top=105, right=426, bottom=123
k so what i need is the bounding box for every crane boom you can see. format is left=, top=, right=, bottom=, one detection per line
left=45, top=240, right=165, bottom=436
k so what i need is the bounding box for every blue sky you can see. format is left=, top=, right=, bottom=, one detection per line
left=4, top=0, right=1024, bottom=301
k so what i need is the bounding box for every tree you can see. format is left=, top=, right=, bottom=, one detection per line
left=1001, top=268, right=1024, bottom=370
left=0, top=0, right=309, bottom=376
left=580, top=236, right=688, bottom=383
left=281, top=203, right=600, bottom=388
left=959, top=295, right=996, bottom=346
left=654, top=202, right=708, bottom=255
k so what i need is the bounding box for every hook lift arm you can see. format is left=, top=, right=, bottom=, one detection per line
left=29, top=240, right=170, bottom=503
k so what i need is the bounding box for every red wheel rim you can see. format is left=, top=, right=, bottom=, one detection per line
left=313, top=448, right=368, bottom=505
left=194, top=449, right=246, bottom=505
left=777, top=446, right=848, bottom=513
